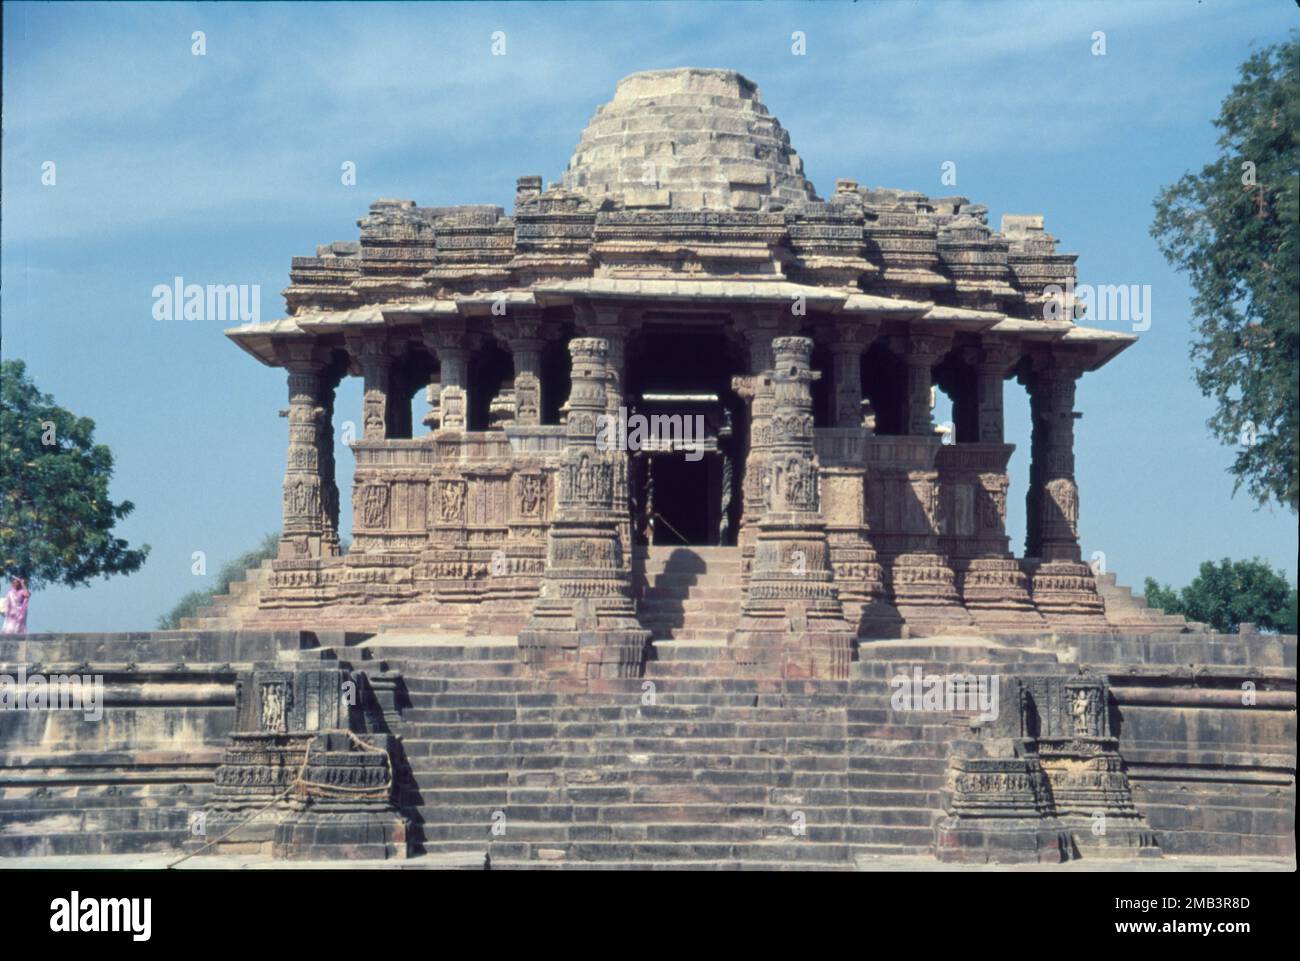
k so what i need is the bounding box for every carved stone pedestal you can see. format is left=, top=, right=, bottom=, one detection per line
left=732, top=525, right=857, bottom=679
left=196, top=665, right=409, bottom=860
left=889, top=551, right=974, bottom=636
left=935, top=746, right=1072, bottom=864
left=959, top=557, right=1044, bottom=631
left=1037, top=677, right=1160, bottom=857
left=517, top=519, right=651, bottom=680
left=1027, top=559, right=1108, bottom=628
left=937, top=674, right=1159, bottom=862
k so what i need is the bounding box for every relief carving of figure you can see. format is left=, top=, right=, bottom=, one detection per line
left=360, top=483, right=389, bottom=528
left=288, top=478, right=318, bottom=518
left=260, top=680, right=291, bottom=733
left=363, top=397, right=385, bottom=437
left=440, top=481, right=465, bottom=523
left=1046, top=477, right=1079, bottom=538
left=1070, top=687, right=1101, bottom=737
left=785, top=457, right=817, bottom=511
left=519, top=475, right=544, bottom=517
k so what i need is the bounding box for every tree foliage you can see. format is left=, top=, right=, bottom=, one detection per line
left=0, top=359, right=150, bottom=590
left=157, top=531, right=281, bottom=629
left=1150, top=35, right=1300, bottom=512
left=1144, top=557, right=1297, bottom=634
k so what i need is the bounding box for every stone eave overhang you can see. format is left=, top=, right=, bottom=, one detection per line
left=1054, top=325, right=1139, bottom=371
left=227, top=289, right=1136, bottom=372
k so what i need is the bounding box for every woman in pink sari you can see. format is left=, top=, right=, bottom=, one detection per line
left=1, top=577, right=30, bottom=634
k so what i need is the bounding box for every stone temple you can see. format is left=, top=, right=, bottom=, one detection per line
left=2, top=69, right=1294, bottom=868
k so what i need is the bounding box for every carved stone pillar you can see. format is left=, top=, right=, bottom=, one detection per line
left=593, top=324, right=627, bottom=414
left=897, top=333, right=949, bottom=437
left=590, top=315, right=634, bottom=557
left=819, top=321, right=886, bottom=632
left=428, top=328, right=470, bottom=431
left=731, top=336, right=856, bottom=679
left=510, top=337, right=544, bottom=427
left=734, top=324, right=777, bottom=573
left=497, top=309, right=546, bottom=427
left=974, top=339, right=1020, bottom=444
left=1025, top=366, right=1082, bottom=562
left=276, top=348, right=333, bottom=561
left=349, top=336, right=395, bottom=440
left=830, top=321, right=877, bottom=428
left=746, top=331, right=769, bottom=375
left=1021, top=360, right=1105, bottom=624
left=518, top=338, right=650, bottom=682
left=319, top=380, right=341, bottom=557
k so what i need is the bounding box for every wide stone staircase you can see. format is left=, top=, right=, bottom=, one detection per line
left=347, top=625, right=1067, bottom=869
left=633, top=545, right=744, bottom=643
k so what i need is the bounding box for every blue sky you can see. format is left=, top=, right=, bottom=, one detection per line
left=3, top=0, right=1296, bottom=632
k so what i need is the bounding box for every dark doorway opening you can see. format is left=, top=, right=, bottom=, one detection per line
left=625, top=325, right=745, bottom=547
left=642, top=447, right=738, bottom=546
left=645, top=453, right=718, bottom=545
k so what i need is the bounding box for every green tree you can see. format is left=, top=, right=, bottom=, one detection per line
left=0, top=359, right=150, bottom=589
left=157, top=531, right=281, bottom=629
left=1150, top=35, right=1300, bottom=512
left=1144, top=557, right=1298, bottom=634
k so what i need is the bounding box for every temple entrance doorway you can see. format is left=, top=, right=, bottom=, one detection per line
left=624, top=325, right=746, bottom=547
left=636, top=452, right=725, bottom=546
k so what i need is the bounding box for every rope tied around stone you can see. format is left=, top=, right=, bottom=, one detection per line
left=166, top=730, right=392, bottom=869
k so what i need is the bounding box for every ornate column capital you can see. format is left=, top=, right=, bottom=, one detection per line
left=493, top=307, right=546, bottom=345
left=829, top=318, right=880, bottom=353
left=974, top=336, right=1023, bottom=375
left=888, top=330, right=953, bottom=367
left=273, top=339, right=331, bottom=374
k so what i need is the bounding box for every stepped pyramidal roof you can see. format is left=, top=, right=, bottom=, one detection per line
left=562, top=67, right=819, bottom=211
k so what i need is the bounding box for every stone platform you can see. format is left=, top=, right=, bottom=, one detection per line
left=1, top=622, right=1293, bottom=869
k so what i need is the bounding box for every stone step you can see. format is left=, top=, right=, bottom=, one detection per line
left=0, top=828, right=191, bottom=858
left=646, top=642, right=732, bottom=661
left=639, top=585, right=745, bottom=599
left=399, top=703, right=856, bottom=722
left=642, top=574, right=747, bottom=588
left=0, top=805, right=194, bottom=833
left=644, top=629, right=735, bottom=643
left=640, top=603, right=743, bottom=620
left=415, top=820, right=896, bottom=846
left=396, top=719, right=857, bottom=739
left=408, top=770, right=875, bottom=792
left=419, top=842, right=855, bottom=870
left=561, top=841, right=858, bottom=864
left=401, top=736, right=854, bottom=754
left=635, top=547, right=743, bottom=559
